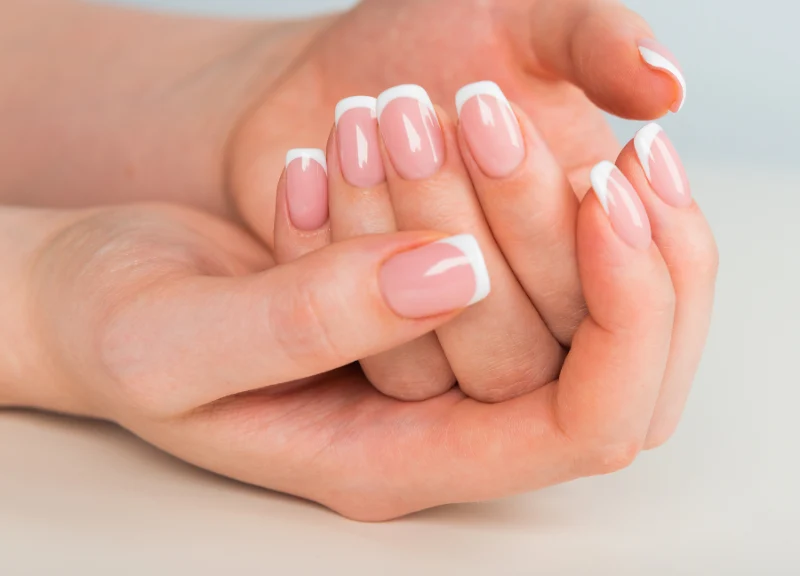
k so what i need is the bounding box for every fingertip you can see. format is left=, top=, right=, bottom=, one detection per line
left=637, top=39, right=686, bottom=114
left=567, top=8, right=685, bottom=119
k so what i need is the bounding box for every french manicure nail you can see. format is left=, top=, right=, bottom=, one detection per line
left=335, top=96, right=386, bottom=188
left=379, top=234, right=491, bottom=319
left=455, top=81, right=525, bottom=178
left=634, top=124, right=692, bottom=208
left=285, top=149, right=329, bottom=231
left=638, top=39, right=687, bottom=113
left=590, top=161, right=652, bottom=250
left=376, top=85, right=445, bottom=180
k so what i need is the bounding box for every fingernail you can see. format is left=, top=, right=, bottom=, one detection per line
left=634, top=124, right=692, bottom=208
left=379, top=234, right=491, bottom=319
left=335, top=96, right=386, bottom=188
left=455, top=81, right=524, bottom=178
left=376, top=85, right=445, bottom=180
left=590, top=161, right=652, bottom=250
left=638, top=39, right=686, bottom=113
left=285, top=149, right=328, bottom=231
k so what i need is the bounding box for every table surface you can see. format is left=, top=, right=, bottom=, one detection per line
left=2, top=166, right=797, bottom=575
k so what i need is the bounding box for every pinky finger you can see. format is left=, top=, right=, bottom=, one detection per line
left=617, top=124, right=719, bottom=448
left=273, top=148, right=331, bottom=264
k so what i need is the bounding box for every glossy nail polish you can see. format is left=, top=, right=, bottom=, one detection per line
left=456, top=81, right=525, bottom=178
left=335, top=96, right=386, bottom=188
left=285, top=149, right=328, bottom=231
left=634, top=123, right=692, bottom=208
left=638, top=38, right=687, bottom=113
left=379, top=234, right=491, bottom=319
left=590, top=161, right=652, bottom=250
left=376, top=85, right=445, bottom=180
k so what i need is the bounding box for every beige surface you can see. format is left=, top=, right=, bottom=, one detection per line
left=1, top=167, right=798, bottom=575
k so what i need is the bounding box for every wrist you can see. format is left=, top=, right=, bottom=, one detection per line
left=0, top=207, right=92, bottom=414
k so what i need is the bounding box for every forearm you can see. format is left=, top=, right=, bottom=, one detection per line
left=0, top=0, right=326, bottom=216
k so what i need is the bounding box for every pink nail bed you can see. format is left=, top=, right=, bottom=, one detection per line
left=285, top=149, right=329, bottom=231
left=376, top=85, right=445, bottom=180
left=379, top=234, right=491, bottom=319
left=590, top=161, right=652, bottom=250
left=638, top=38, right=687, bottom=113
left=335, top=96, right=386, bottom=188
left=456, top=81, right=525, bottom=178
left=634, top=124, right=692, bottom=208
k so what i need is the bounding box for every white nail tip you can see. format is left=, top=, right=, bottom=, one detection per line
left=285, top=149, right=327, bottom=174
left=639, top=46, right=687, bottom=112
left=376, top=85, right=435, bottom=120
left=454, top=81, right=510, bottom=117
left=634, top=123, right=664, bottom=181
left=436, top=234, right=491, bottom=306
left=590, top=161, right=617, bottom=214
left=335, top=96, right=377, bottom=125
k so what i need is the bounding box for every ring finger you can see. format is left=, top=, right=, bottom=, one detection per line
left=376, top=85, right=564, bottom=402
left=327, top=97, right=455, bottom=401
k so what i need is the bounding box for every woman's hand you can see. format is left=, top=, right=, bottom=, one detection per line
left=271, top=81, right=715, bottom=430
left=2, top=116, right=717, bottom=520
left=232, top=0, right=687, bottom=247
left=4, top=204, right=492, bottom=417
left=1, top=0, right=684, bottom=243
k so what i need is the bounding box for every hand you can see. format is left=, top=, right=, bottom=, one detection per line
left=231, top=0, right=686, bottom=248
left=273, top=84, right=581, bottom=403
left=271, top=81, right=713, bottom=429
left=1, top=0, right=684, bottom=234
left=4, top=123, right=716, bottom=522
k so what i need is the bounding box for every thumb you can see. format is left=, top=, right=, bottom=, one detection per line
left=527, top=0, right=686, bottom=119
left=107, top=232, right=490, bottom=412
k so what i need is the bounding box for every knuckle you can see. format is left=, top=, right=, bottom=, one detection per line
left=98, top=307, right=178, bottom=417
left=461, top=355, right=559, bottom=404
left=686, top=234, right=721, bottom=281
left=586, top=440, right=642, bottom=475
left=271, top=280, right=345, bottom=367
left=640, top=274, right=677, bottom=321
left=643, top=422, right=679, bottom=451
left=370, top=370, right=456, bottom=402
left=331, top=498, right=408, bottom=523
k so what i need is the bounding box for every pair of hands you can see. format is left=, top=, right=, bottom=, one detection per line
left=7, top=87, right=717, bottom=522
left=0, top=0, right=717, bottom=521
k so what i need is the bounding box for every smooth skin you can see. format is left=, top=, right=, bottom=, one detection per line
left=277, top=97, right=582, bottom=403
left=0, top=0, right=685, bottom=409
left=0, top=0, right=716, bottom=520
left=1, top=0, right=679, bottom=226
left=0, top=124, right=717, bottom=521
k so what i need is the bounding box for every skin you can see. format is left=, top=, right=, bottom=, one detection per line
left=0, top=0, right=677, bottom=222
left=277, top=103, right=581, bottom=403
left=0, top=0, right=685, bottom=405
left=0, top=123, right=718, bottom=520
left=0, top=0, right=716, bottom=520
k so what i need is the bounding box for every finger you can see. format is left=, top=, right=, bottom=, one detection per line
left=163, top=171, right=679, bottom=519
left=273, top=149, right=331, bottom=264
left=455, top=82, right=585, bottom=345
left=376, top=84, right=563, bottom=403
left=617, top=124, right=719, bottom=448
left=554, top=161, right=674, bottom=448
left=329, top=97, right=455, bottom=401
left=527, top=0, right=686, bottom=118
left=104, top=232, right=491, bottom=413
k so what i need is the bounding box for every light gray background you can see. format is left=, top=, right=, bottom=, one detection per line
left=2, top=1, right=798, bottom=575
left=102, top=0, right=799, bottom=170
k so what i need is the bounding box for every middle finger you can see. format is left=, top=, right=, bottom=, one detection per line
left=376, top=85, right=563, bottom=402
